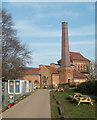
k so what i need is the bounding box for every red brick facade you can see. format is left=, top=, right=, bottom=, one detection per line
left=22, top=22, right=90, bottom=88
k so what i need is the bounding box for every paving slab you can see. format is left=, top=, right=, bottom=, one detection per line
left=2, top=89, right=51, bottom=118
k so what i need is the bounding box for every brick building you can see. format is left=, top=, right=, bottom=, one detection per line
left=22, top=22, right=90, bottom=88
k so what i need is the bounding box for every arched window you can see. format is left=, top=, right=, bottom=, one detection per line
left=43, top=80, right=47, bottom=85
left=42, top=76, right=47, bottom=85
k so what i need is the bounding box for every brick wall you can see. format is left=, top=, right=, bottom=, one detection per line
left=52, top=74, right=59, bottom=85
left=23, top=74, right=40, bottom=88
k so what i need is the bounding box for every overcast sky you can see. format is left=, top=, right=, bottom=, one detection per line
left=2, top=2, right=95, bottom=67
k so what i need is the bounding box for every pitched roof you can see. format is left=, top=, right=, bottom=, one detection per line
left=46, top=66, right=58, bottom=74
left=24, top=68, right=40, bottom=75
left=58, top=52, right=90, bottom=63
left=73, top=69, right=87, bottom=79
left=70, top=52, right=90, bottom=61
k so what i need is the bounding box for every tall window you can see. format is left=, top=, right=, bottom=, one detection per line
left=84, top=65, right=85, bottom=72
left=81, top=65, right=82, bottom=71
left=87, top=66, right=89, bottom=72
left=43, top=80, right=47, bottom=85
left=68, top=79, right=70, bottom=85
left=78, top=66, right=79, bottom=71
left=75, top=64, right=77, bottom=70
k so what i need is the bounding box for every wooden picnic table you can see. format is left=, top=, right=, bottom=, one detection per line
left=69, top=92, right=82, bottom=100
left=75, top=95, right=93, bottom=105
left=73, top=92, right=81, bottom=95
left=69, top=93, right=94, bottom=105
left=57, top=87, right=64, bottom=92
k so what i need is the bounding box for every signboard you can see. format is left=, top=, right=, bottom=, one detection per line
left=9, top=80, right=14, bottom=93
left=15, top=80, right=20, bottom=93
left=8, top=80, right=31, bottom=94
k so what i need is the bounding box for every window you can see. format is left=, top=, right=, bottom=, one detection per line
left=68, top=79, right=70, bottom=83
left=78, top=66, right=79, bottom=71
left=84, top=65, right=85, bottom=71
left=34, top=80, right=39, bottom=86
left=87, top=66, right=89, bottom=72
left=15, top=80, right=20, bottom=93
left=43, top=80, right=47, bottom=85
left=9, top=81, right=14, bottom=93
left=68, top=79, right=70, bottom=85
left=81, top=65, right=82, bottom=71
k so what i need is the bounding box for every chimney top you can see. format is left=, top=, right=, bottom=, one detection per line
left=62, top=22, right=68, bottom=24
left=50, top=63, right=55, bottom=68
left=39, top=64, right=43, bottom=68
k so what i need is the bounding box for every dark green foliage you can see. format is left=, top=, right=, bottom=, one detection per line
left=76, top=80, right=97, bottom=95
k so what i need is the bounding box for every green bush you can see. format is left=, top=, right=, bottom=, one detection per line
left=76, top=80, right=97, bottom=95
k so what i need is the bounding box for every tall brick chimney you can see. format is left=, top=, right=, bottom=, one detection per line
left=61, top=22, right=70, bottom=67
left=59, top=22, right=73, bottom=84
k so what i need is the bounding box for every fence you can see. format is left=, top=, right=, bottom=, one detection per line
left=0, top=79, right=2, bottom=110
left=2, top=80, right=34, bottom=108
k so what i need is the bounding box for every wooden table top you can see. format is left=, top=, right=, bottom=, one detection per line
left=73, top=92, right=81, bottom=95
left=79, top=95, right=89, bottom=98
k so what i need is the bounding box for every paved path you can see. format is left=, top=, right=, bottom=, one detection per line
left=2, top=89, right=51, bottom=118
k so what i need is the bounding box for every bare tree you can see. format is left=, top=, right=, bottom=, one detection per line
left=0, top=8, right=2, bottom=79
left=95, top=59, right=97, bottom=80
left=90, top=60, right=96, bottom=80
left=2, top=9, right=32, bottom=80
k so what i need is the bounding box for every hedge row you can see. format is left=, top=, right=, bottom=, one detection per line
left=76, top=80, right=97, bottom=95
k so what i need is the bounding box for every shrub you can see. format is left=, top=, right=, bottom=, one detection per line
left=76, top=80, right=97, bottom=95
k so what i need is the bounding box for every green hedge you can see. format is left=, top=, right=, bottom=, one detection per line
left=76, top=80, right=97, bottom=95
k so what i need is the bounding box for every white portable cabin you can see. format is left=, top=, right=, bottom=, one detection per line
left=8, top=80, right=30, bottom=95
left=26, top=80, right=29, bottom=93
left=29, top=82, right=34, bottom=92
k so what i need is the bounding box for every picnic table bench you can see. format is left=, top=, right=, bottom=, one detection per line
left=76, top=95, right=94, bottom=105
left=57, top=87, right=64, bottom=92
left=69, top=93, right=95, bottom=105
left=69, top=92, right=81, bottom=100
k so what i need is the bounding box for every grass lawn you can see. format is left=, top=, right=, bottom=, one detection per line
left=50, top=89, right=96, bottom=119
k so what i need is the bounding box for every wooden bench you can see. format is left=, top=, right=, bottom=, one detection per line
left=69, top=93, right=95, bottom=106
left=75, top=95, right=94, bottom=105
left=57, top=87, right=64, bottom=92
left=54, top=96, right=57, bottom=100
left=58, top=106, right=64, bottom=115
left=53, top=94, right=57, bottom=100
left=69, top=93, right=81, bottom=101
left=57, top=100, right=61, bottom=105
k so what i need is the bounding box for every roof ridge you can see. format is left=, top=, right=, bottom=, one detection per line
left=70, top=51, right=80, bottom=54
